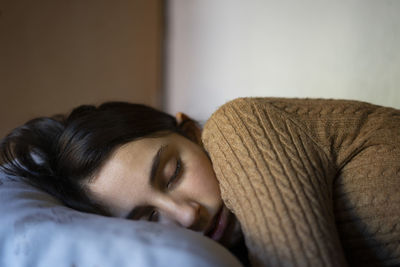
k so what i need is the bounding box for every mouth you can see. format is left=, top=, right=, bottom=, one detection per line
left=204, top=204, right=230, bottom=242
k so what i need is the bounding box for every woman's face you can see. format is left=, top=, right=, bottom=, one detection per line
left=86, top=132, right=242, bottom=247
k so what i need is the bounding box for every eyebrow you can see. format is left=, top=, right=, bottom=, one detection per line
left=149, top=144, right=167, bottom=186
left=124, top=144, right=167, bottom=219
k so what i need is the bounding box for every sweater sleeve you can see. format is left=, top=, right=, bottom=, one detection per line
left=265, top=98, right=400, bottom=266
left=202, top=98, right=348, bottom=266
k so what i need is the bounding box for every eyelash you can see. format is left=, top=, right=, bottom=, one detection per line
left=147, top=158, right=183, bottom=221
left=166, top=158, right=182, bottom=190
left=148, top=210, right=158, bottom=221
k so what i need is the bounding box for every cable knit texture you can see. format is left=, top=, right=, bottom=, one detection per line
left=201, top=97, right=400, bottom=267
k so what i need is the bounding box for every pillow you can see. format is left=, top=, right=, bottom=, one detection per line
left=0, top=173, right=242, bottom=267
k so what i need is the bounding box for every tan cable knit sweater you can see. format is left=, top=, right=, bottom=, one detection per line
left=201, top=98, right=400, bottom=267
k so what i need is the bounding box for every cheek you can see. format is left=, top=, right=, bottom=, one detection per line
left=185, top=156, right=221, bottom=200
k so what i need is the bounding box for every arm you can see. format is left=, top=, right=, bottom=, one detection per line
left=202, top=97, right=348, bottom=266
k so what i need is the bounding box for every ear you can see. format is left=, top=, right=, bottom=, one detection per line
left=175, top=112, right=203, bottom=146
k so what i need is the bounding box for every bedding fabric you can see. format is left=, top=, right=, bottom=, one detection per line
left=202, top=97, right=400, bottom=266
left=0, top=173, right=242, bottom=267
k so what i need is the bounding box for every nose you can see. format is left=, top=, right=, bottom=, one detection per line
left=156, top=198, right=201, bottom=229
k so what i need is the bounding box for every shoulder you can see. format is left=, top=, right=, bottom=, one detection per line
left=202, top=97, right=298, bottom=136
left=206, top=97, right=272, bottom=115
left=203, top=97, right=273, bottom=126
left=204, top=97, right=385, bottom=129
left=201, top=97, right=284, bottom=153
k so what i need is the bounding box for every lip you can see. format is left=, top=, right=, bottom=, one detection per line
left=205, top=205, right=229, bottom=241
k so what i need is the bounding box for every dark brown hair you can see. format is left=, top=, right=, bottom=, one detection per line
left=0, top=102, right=186, bottom=215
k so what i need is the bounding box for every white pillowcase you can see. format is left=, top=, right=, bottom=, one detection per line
left=0, top=173, right=242, bottom=267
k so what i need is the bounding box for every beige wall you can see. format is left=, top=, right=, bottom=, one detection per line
left=0, top=0, right=163, bottom=138
left=166, top=0, right=400, bottom=122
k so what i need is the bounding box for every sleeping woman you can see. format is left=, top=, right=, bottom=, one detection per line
left=1, top=97, right=399, bottom=267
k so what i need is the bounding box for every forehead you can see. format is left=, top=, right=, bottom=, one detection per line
left=87, top=137, right=165, bottom=213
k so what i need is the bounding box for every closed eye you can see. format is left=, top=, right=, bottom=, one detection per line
left=148, top=210, right=158, bottom=221
left=166, top=158, right=182, bottom=190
